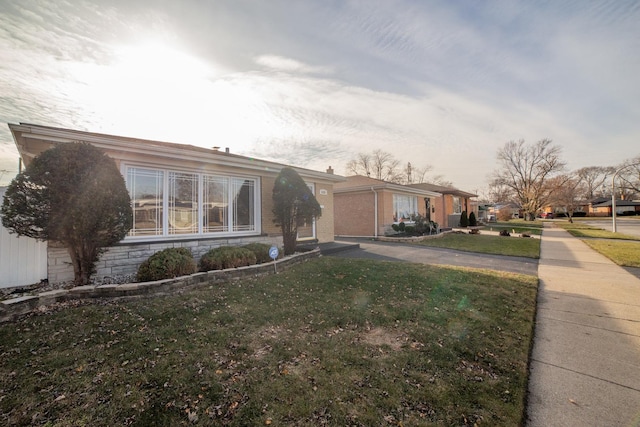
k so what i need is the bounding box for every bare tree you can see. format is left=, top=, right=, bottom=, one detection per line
left=617, top=156, right=640, bottom=199
left=492, top=139, right=566, bottom=220
left=576, top=166, right=614, bottom=199
left=347, top=150, right=399, bottom=181
left=346, top=150, right=446, bottom=185
left=548, top=174, right=585, bottom=222
left=483, top=181, right=514, bottom=204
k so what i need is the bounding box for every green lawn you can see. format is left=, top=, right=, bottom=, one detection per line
left=556, top=221, right=640, bottom=267
left=416, top=233, right=541, bottom=258
left=0, top=258, right=538, bottom=426
left=582, top=240, right=640, bottom=268
left=556, top=222, right=640, bottom=241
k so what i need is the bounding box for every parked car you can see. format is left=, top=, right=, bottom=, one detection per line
left=539, top=212, right=554, bottom=219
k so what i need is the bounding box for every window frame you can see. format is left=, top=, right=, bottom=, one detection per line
left=393, top=193, right=418, bottom=221
left=123, top=163, right=261, bottom=241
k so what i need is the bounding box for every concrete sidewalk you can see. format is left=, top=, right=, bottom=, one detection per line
left=527, top=224, right=640, bottom=426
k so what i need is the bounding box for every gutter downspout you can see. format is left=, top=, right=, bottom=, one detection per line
left=371, top=187, right=378, bottom=238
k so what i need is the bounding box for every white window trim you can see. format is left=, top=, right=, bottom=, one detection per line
left=122, top=163, right=261, bottom=241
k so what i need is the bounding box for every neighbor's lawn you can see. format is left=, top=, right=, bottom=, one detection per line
left=556, top=222, right=640, bottom=267
left=0, top=258, right=538, bottom=426
left=582, top=240, right=640, bottom=268
left=417, top=233, right=541, bottom=258
left=556, top=222, right=640, bottom=241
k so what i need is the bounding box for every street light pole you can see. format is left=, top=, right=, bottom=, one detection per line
left=611, top=162, right=640, bottom=233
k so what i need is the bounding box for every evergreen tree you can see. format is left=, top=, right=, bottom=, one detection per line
left=272, top=168, right=321, bottom=255
left=1, top=143, right=132, bottom=286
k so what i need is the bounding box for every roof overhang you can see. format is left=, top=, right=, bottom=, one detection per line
left=9, top=123, right=345, bottom=183
left=334, top=183, right=441, bottom=198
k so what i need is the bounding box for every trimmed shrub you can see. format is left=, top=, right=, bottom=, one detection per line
left=398, top=222, right=406, bottom=232
left=243, top=242, right=276, bottom=264
left=137, top=247, right=196, bottom=282
left=459, top=211, right=469, bottom=228
left=199, top=246, right=257, bottom=271
left=404, top=225, right=416, bottom=234
left=391, top=224, right=400, bottom=232
left=469, top=212, right=477, bottom=227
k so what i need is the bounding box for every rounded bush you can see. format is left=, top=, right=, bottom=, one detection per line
left=136, top=247, right=196, bottom=282
left=242, top=242, right=277, bottom=264
left=199, top=246, right=257, bottom=271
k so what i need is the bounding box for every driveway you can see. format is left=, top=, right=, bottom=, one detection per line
left=328, top=238, right=539, bottom=276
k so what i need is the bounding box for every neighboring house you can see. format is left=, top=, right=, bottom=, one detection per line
left=333, top=175, right=441, bottom=237
left=589, top=199, right=640, bottom=216
left=8, top=123, right=344, bottom=285
left=407, top=183, right=478, bottom=228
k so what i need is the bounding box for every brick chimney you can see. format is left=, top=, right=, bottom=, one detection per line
left=326, top=166, right=334, bottom=174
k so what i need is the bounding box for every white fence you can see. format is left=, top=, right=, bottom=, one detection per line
left=0, top=187, right=48, bottom=288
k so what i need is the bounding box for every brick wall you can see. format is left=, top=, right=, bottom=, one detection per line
left=335, top=191, right=376, bottom=236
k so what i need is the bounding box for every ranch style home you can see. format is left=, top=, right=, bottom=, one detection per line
left=333, top=175, right=442, bottom=237
left=8, top=123, right=344, bottom=285
left=334, top=176, right=478, bottom=237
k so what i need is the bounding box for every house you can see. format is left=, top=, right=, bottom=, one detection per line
left=333, top=175, right=441, bottom=237
left=406, top=183, right=478, bottom=228
left=589, top=198, right=640, bottom=217
left=7, top=123, right=344, bottom=285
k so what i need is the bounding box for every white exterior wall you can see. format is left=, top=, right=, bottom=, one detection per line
left=0, top=188, right=48, bottom=288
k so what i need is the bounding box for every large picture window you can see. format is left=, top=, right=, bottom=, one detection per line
left=125, top=166, right=258, bottom=239
left=393, top=194, right=418, bottom=221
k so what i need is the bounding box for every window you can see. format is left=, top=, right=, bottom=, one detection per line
left=127, top=168, right=164, bottom=236
left=232, top=178, right=255, bottom=232
left=169, top=172, right=198, bottom=235
left=297, top=183, right=316, bottom=239
left=452, top=196, right=462, bottom=214
left=203, top=175, right=228, bottom=233
left=125, top=166, right=258, bottom=239
left=393, top=194, right=418, bottom=221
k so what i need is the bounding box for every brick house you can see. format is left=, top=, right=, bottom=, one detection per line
left=333, top=175, right=441, bottom=237
left=8, top=123, right=344, bottom=284
left=407, top=183, right=478, bottom=228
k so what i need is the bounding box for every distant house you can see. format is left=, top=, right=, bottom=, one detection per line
left=407, top=183, right=478, bottom=228
left=8, top=123, right=344, bottom=285
left=333, top=175, right=441, bottom=237
left=589, top=198, right=640, bottom=217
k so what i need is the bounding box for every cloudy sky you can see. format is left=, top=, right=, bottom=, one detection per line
left=1, top=0, right=638, bottom=191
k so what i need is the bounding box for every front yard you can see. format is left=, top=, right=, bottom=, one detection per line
left=0, top=258, right=538, bottom=426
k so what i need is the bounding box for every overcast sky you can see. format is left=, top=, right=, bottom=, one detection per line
left=1, top=0, right=638, bottom=191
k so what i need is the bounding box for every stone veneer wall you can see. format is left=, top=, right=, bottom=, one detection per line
left=48, top=235, right=284, bottom=285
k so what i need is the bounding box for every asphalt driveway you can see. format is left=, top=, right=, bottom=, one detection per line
left=328, top=238, right=539, bottom=276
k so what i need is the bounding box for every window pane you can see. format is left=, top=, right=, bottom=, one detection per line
left=127, top=168, right=164, bottom=236
left=203, top=175, right=229, bottom=233
left=393, top=194, right=416, bottom=220
left=232, top=179, right=255, bottom=232
left=168, top=172, right=198, bottom=235
left=453, top=197, right=461, bottom=213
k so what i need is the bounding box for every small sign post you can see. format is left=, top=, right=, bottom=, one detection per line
left=269, top=246, right=279, bottom=273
